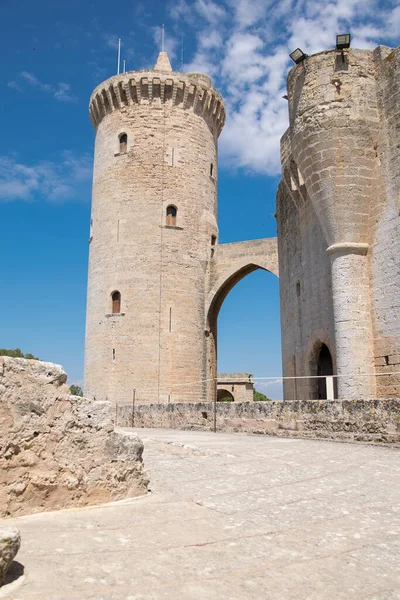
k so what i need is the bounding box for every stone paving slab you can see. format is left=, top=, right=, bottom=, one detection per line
left=1, top=428, right=399, bottom=599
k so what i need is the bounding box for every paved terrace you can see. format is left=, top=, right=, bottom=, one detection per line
left=1, top=429, right=400, bottom=599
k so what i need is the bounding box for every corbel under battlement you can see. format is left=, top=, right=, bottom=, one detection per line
left=89, top=71, right=226, bottom=137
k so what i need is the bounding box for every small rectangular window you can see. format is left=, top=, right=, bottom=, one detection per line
left=210, top=163, right=214, bottom=177
left=112, top=291, right=121, bottom=313
left=112, top=349, right=116, bottom=361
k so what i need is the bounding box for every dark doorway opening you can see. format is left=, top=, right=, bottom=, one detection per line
left=317, top=344, right=333, bottom=399
left=217, top=389, right=234, bottom=402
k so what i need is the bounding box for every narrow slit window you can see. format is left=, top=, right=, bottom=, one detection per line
left=210, top=163, right=214, bottom=177
left=166, top=205, right=177, bottom=226
left=211, top=235, right=216, bottom=257
left=119, top=133, right=127, bottom=153
left=111, top=291, right=121, bottom=314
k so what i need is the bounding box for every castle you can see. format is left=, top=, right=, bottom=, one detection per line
left=84, top=45, right=400, bottom=404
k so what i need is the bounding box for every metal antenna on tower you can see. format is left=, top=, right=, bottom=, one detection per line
left=161, top=24, right=165, bottom=52
left=117, top=38, right=121, bottom=74
left=123, top=59, right=126, bottom=73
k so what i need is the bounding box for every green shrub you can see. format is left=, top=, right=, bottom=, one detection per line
left=69, top=385, right=83, bottom=397
left=0, top=348, right=39, bottom=360
left=253, top=390, right=271, bottom=401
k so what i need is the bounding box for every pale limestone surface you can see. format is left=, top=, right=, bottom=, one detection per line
left=84, top=52, right=279, bottom=406
left=0, top=357, right=148, bottom=518
left=0, top=528, right=20, bottom=586
left=216, top=373, right=254, bottom=402
left=85, top=53, right=225, bottom=407
left=115, top=399, right=400, bottom=445
left=278, top=46, right=400, bottom=401
left=1, top=429, right=399, bottom=599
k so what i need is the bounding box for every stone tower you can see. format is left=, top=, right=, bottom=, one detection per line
left=84, top=52, right=226, bottom=404
left=277, top=45, right=400, bottom=401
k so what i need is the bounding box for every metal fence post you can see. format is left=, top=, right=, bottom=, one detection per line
left=213, top=377, right=217, bottom=433
left=326, top=376, right=335, bottom=400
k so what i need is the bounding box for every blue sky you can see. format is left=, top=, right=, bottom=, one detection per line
left=1, top=0, right=399, bottom=398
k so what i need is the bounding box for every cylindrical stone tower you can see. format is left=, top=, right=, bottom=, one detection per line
left=286, top=49, right=379, bottom=400
left=84, top=52, right=225, bottom=404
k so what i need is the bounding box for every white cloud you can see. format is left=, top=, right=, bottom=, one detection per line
left=254, top=379, right=283, bottom=400
left=20, top=71, right=52, bottom=92
left=103, top=33, right=119, bottom=50
left=53, top=83, right=75, bottom=102
left=170, top=0, right=398, bottom=174
left=0, top=153, right=92, bottom=203
left=231, top=0, right=274, bottom=29
left=388, top=5, right=400, bottom=38
left=7, top=81, right=22, bottom=92
left=194, top=0, right=227, bottom=23
left=9, top=71, right=76, bottom=102
left=201, top=30, right=223, bottom=50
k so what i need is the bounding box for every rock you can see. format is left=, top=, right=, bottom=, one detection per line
left=0, top=357, right=149, bottom=518
left=0, top=527, right=21, bottom=586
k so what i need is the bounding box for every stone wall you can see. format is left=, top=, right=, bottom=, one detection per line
left=217, top=373, right=254, bottom=402
left=116, top=400, right=400, bottom=446
left=0, top=357, right=148, bottom=518
left=85, top=55, right=224, bottom=406
left=277, top=180, right=336, bottom=402
left=277, top=45, right=400, bottom=401
left=84, top=54, right=281, bottom=408
left=371, top=46, right=400, bottom=398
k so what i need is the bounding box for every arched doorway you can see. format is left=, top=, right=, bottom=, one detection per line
left=317, top=343, right=333, bottom=399
left=217, top=389, right=234, bottom=402
left=206, top=261, right=280, bottom=402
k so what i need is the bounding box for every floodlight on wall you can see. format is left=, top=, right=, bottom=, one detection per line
left=336, top=34, right=351, bottom=50
left=289, top=48, right=307, bottom=64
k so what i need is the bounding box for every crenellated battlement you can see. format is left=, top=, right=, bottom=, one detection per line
left=89, top=70, right=226, bottom=137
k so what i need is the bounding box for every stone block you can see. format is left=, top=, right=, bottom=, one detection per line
left=0, top=527, right=20, bottom=586
left=389, top=355, right=400, bottom=365
left=0, top=357, right=149, bottom=518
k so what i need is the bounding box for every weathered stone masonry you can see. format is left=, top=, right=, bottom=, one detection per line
left=278, top=46, right=400, bottom=401
left=85, top=45, right=400, bottom=405
left=116, top=399, right=400, bottom=446
left=0, top=357, right=148, bottom=518
left=84, top=52, right=278, bottom=405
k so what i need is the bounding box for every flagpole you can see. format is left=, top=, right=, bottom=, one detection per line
left=117, top=38, right=121, bottom=74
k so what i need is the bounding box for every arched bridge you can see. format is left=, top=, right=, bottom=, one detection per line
left=205, top=237, right=279, bottom=402
left=206, top=237, right=279, bottom=322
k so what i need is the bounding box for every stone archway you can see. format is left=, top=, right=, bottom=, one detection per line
left=205, top=238, right=279, bottom=402
left=308, top=339, right=336, bottom=400
left=217, top=388, right=234, bottom=402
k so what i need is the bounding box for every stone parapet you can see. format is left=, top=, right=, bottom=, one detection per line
left=116, top=399, right=400, bottom=446
left=89, top=71, right=226, bottom=136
